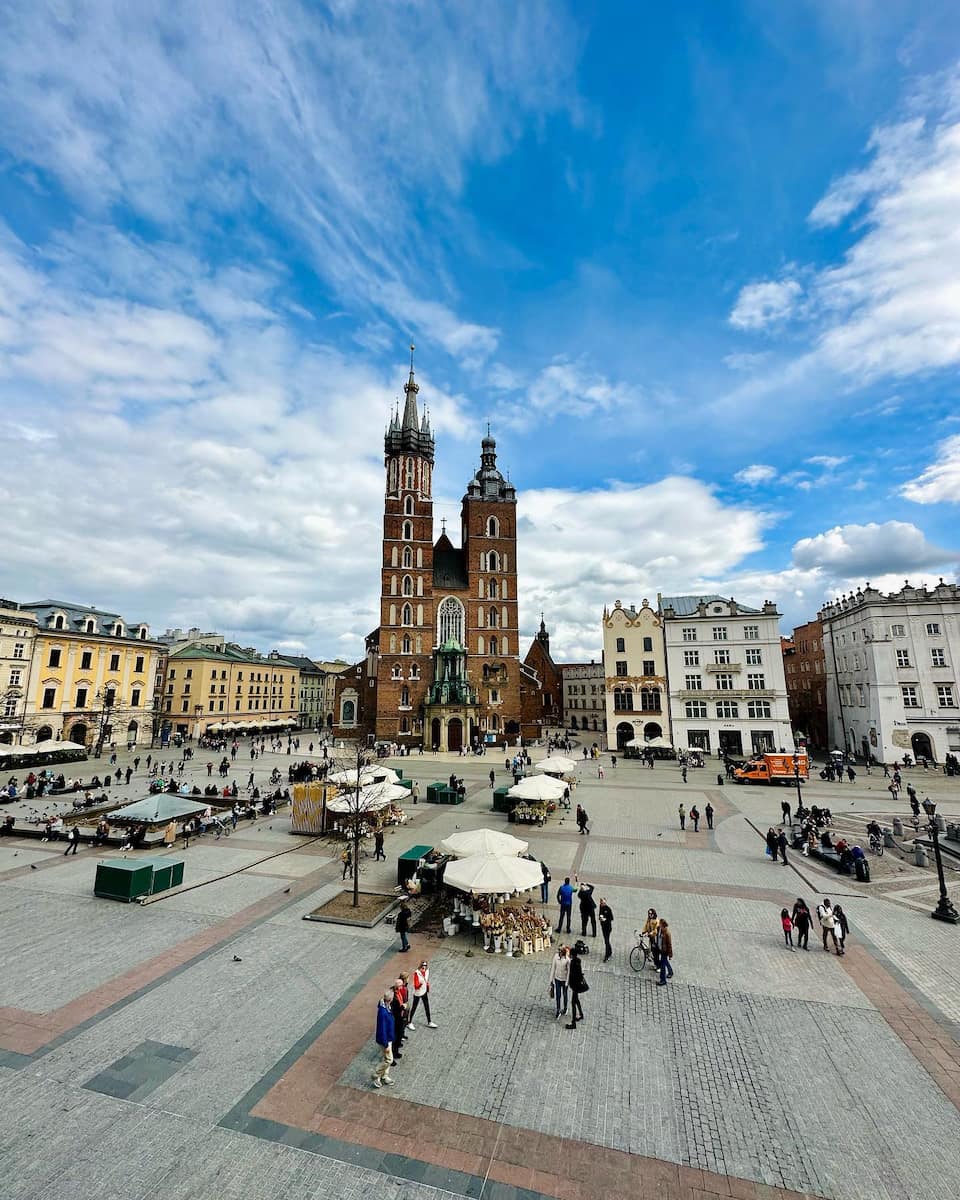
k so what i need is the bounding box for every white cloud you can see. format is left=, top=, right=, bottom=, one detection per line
left=497, top=358, right=644, bottom=429
left=791, top=521, right=952, bottom=575
left=734, top=464, right=778, bottom=485
left=900, top=434, right=960, bottom=503
left=805, top=455, right=849, bottom=470
left=729, top=278, right=802, bottom=330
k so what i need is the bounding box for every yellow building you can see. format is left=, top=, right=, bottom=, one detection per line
left=164, top=644, right=301, bottom=739
left=0, top=601, right=39, bottom=744
left=18, top=601, right=165, bottom=749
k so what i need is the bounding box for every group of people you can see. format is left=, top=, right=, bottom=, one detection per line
left=640, top=908, right=676, bottom=985
left=547, top=944, right=589, bottom=1027
left=780, top=897, right=849, bottom=954
left=554, top=875, right=614, bottom=960
left=372, top=959, right=437, bottom=1087
left=678, top=803, right=713, bottom=831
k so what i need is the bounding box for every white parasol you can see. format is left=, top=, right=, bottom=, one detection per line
left=443, top=853, right=543, bottom=896
left=508, top=775, right=566, bottom=802
left=535, top=756, right=577, bottom=776
left=325, top=784, right=403, bottom=814
left=439, top=828, right=529, bottom=857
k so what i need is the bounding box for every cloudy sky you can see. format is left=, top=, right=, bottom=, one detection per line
left=1, top=2, right=960, bottom=662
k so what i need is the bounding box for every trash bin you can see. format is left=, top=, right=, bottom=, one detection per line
left=915, top=845, right=929, bottom=867
left=854, top=857, right=870, bottom=883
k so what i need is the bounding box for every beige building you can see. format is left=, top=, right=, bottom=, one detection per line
left=316, top=659, right=350, bottom=731
left=0, top=601, right=39, bottom=744
left=163, top=644, right=300, bottom=739
left=601, top=599, right=670, bottom=750
left=17, top=601, right=165, bottom=750
left=561, top=661, right=606, bottom=735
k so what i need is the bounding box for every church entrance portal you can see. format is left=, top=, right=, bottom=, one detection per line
left=448, top=718, right=463, bottom=753
left=431, top=718, right=442, bottom=751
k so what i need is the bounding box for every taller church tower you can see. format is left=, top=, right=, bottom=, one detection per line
left=376, top=348, right=436, bottom=743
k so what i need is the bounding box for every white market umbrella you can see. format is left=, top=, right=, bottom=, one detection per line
left=645, top=736, right=673, bottom=749
left=33, top=739, right=87, bottom=752
left=444, top=853, right=543, bottom=897
left=508, top=775, right=566, bottom=802
left=535, top=756, right=577, bottom=776
left=208, top=723, right=224, bottom=732
left=326, top=785, right=401, bottom=814
left=439, top=828, right=529, bottom=858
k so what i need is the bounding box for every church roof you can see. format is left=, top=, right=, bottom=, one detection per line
left=433, top=536, right=468, bottom=590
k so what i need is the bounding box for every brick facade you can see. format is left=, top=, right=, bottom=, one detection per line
left=783, top=618, right=828, bottom=750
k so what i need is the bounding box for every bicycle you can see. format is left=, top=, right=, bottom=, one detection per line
left=867, top=831, right=884, bottom=856
left=629, top=929, right=654, bottom=973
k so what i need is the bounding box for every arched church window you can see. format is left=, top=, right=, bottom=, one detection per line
left=405, top=458, right=414, bottom=488
left=401, top=686, right=410, bottom=706
left=417, top=577, right=423, bottom=596
left=391, top=547, right=399, bottom=568
left=402, top=575, right=412, bottom=596
left=416, top=604, right=423, bottom=626
left=402, top=635, right=411, bottom=654
left=404, top=495, right=414, bottom=515
left=390, top=576, right=397, bottom=595
left=501, top=606, right=508, bottom=628
left=391, top=664, right=402, bottom=679
left=489, top=636, right=498, bottom=655
left=438, top=597, right=465, bottom=646
left=403, top=546, right=412, bottom=568
left=402, top=604, right=413, bottom=626
left=477, top=636, right=485, bottom=655
left=402, top=520, right=413, bottom=541
left=488, top=579, right=498, bottom=600
left=488, top=607, right=498, bottom=628
left=502, top=579, right=508, bottom=599
left=501, top=635, right=508, bottom=654
left=488, top=551, right=499, bottom=571
left=487, top=516, right=499, bottom=537
left=480, top=552, right=487, bottom=571
left=416, top=548, right=423, bottom=567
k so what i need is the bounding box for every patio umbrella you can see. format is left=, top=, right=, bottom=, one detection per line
left=645, top=736, right=673, bottom=749
left=508, top=775, right=566, bottom=802
left=443, top=853, right=543, bottom=897
left=439, top=828, right=529, bottom=857
left=535, top=756, right=577, bottom=776
left=326, top=785, right=400, bottom=814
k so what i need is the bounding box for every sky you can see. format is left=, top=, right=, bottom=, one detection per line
left=1, top=1, right=960, bottom=663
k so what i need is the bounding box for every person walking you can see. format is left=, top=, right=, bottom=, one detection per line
left=833, top=904, right=849, bottom=955
left=765, top=827, right=778, bottom=862
left=372, top=992, right=395, bottom=1088
left=565, top=946, right=587, bottom=1029
left=125, top=766, right=133, bottom=785
left=791, top=898, right=812, bottom=951
left=777, top=828, right=789, bottom=865
left=341, top=845, right=352, bottom=880
left=578, top=880, right=597, bottom=937
left=847, top=765, right=856, bottom=784
left=681, top=764, right=688, bottom=783
left=389, top=978, right=407, bottom=1061
left=656, top=919, right=674, bottom=986
left=599, top=897, right=614, bottom=962
left=408, top=959, right=437, bottom=1029
left=678, top=804, right=686, bottom=831
left=63, top=824, right=80, bottom=856
left=705, top=801, right=714, bottom=830
left=817, top=898, right=839, bottom=954
left=781, top=908, right=794, bottom=950
left=690, top=805, right=700, bottom=832
left=549, top=944, right=570, bottom=1019
left=396, top=900, right=412, bottom=952
left=575, top=805, right=589, bottom=835
left=489, top=769, right=495, bottom=788
left=643, top=908, right=661, bottom=966
left=556, top=876, right=574, bottom=933
left=781, top=798, right=792, bottom=825
left=374, top=828, right=386, bottom=861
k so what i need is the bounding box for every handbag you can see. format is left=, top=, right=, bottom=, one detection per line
left=549, top=981, right=555, bottom=999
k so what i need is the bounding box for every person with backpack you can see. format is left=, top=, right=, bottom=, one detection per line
left=817, top=898, right=839, bottom=954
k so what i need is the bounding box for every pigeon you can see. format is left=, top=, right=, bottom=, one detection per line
left=232, top=955, right=242, bottom=962
left=30, top=863, right=37, bottom=869
left=283, top=887, right=291, bottom=894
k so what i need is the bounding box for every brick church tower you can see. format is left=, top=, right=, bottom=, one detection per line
left=373, top=350, right=522, bottom=750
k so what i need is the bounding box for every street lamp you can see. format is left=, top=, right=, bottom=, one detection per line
left=921, top=798, right=959, bottom=924
left=792, top=752, right=804, bottom=815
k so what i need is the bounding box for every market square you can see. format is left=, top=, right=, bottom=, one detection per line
left=3, top=742, right=960, bottom=1200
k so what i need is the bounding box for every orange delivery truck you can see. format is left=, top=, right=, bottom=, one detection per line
left=733, top=752, right=808, bottom=785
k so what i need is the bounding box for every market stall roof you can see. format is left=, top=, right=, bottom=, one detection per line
left=439, top=828, right=529, bottom=858
left=108, top=796, right=209, bottom=825
left=327, top=765, right=400, bottom=787
left=508, top=775, right=566, bottom=802
left=535, top=756, right=577, bottom=776
left=326, top=785, right=400, bottom=814
left=444, top=853, right=542, bottom=896
left=32, top=739, right=87, bottom=753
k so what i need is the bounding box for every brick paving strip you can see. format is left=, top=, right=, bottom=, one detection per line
left=0, top=859, right=339, bottom=1058
left=239, top=934, right=821, bottom=1200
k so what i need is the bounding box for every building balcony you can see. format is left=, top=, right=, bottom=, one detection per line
left=704, top=662, right=743, bottom=673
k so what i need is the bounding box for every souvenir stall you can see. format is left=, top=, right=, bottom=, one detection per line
left=442, top=848, right=553, bottom=957
left=506, top=774, right=566, bottom=825
left=324, top=782, right=408, bottom=838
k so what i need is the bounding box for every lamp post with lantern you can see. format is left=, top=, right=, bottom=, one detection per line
left=791, top=752, right=804, bottom=816
left=921, top=797, right=959, bottom=924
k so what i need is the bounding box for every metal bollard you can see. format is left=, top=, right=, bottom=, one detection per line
left=893, top=817, right=904, bottom=837
left=883, top=829, right=895, bottom=847
left=935, top=814, right=947, bottom=833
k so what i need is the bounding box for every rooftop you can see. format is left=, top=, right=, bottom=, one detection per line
left=658, top=594, right=762, bottom=617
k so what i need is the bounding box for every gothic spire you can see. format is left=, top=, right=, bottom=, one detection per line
left=402, top=343, right=419, bottom=431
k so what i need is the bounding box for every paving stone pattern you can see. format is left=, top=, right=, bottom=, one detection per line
left=581, top=840, right=774, bottom=887
left=339, top=949, right=960, bottom=1198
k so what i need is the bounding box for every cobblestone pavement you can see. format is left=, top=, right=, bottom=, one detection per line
left=3, top=744, right=960, bottom=1200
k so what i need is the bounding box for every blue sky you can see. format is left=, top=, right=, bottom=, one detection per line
left=1, top=1, right=960, bottom=661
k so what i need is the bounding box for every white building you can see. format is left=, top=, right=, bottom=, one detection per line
left=660, top=594, right=792, bottom=758
left=819, top=580, right=960, bottom=765
left=601, top=599, right=670, bottom=750
left=0, top=601, right=38, bottom=744
left=561, top=660, right=606, bottom=736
